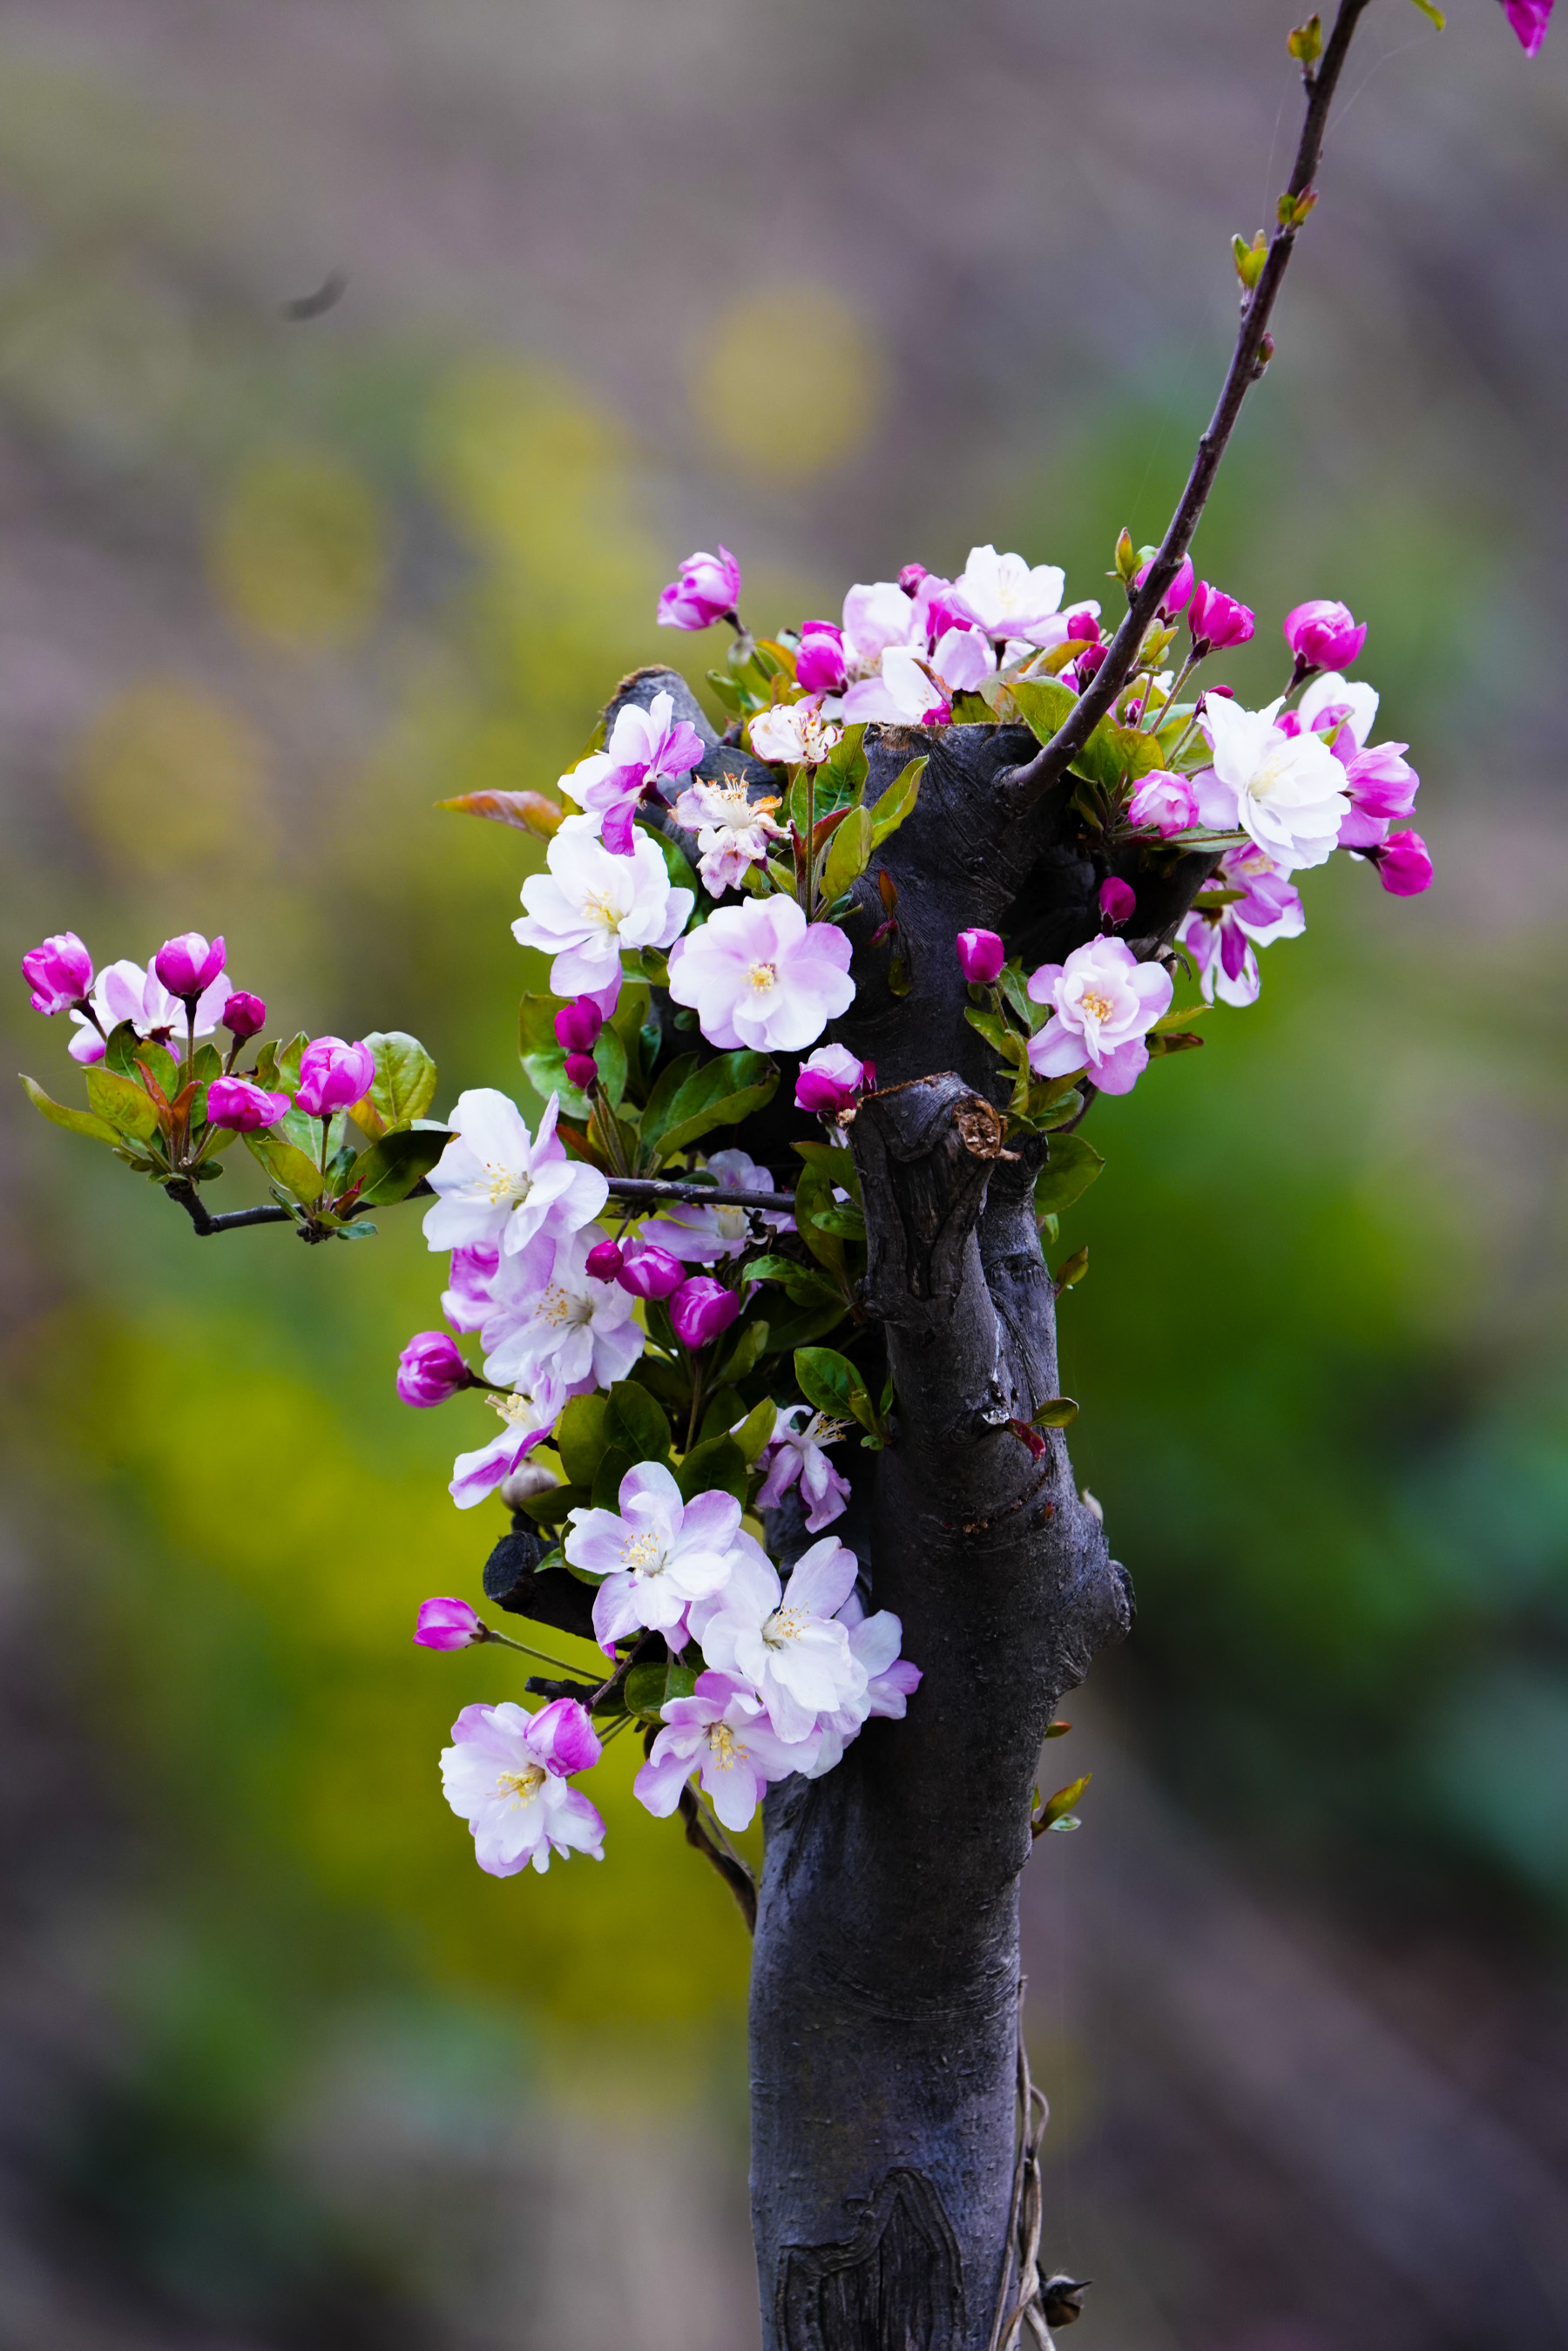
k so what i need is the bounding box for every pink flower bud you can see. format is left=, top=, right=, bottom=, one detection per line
left=22, top=932, right=93, bottom=1016
left=794, top=1044, right=874, bottom=1115
left=1372, top=828, right=1433, bottom=897
left=585, top=1239, right=625, bottom=1282
left=397, top=1330, right=472, bottom=1406
left=1098, top=877, right=1137, bottom=927
left=956, top=929, right=1006, bottom=986
left=670, top=1275, right=740, bottom=1351
left=1070, top=641, right=1107, bottom=684
left=656, top=546, right=742, bottom=631
left=295, top=1035, right=375, bottom=1118
left=1188, top=584, right=1255, bottom=651
left=206, top=1075, right=291, bottom=1133
left=1502, top=0, right=1552, bottom=56
left=1127, top=771, right=1199, bottom=838
left=554, top=997, right=604, bottom=1052
left=1134, top=553, right=1194, bottom=617
left=795, top=621, right=848, bottom=696
left=1065, top=609, right=1102, bottom=644
left=898, top=563, right=929, bottom=596
left=564, top=1051, right=599, bottom=1091
left=221, top=990, right=267, bottom=1041
left=153, top=931, right=226, bottom=1000
left=616, top=1240, right=686, bottom=1300
left=414, top=1597, right=487, bottom=1649
left=1283, top=598, right=1366, bottom=672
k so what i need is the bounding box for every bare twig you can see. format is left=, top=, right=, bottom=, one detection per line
left=605, top=1175, right=795, bottom=1213
left=678, top=1782, right=758, bottom=1933
left=166, top=1179, right=293, bottom=1236
left=1009, top=0, right=1376, bottom=805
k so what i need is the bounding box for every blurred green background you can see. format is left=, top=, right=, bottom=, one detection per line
left=1, top=3, right=1565, bottom=2346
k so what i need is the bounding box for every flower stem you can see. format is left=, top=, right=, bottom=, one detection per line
left=484, top=1626, right=600, bottom=1676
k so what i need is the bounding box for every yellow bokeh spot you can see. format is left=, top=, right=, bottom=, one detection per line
left=71, top=678, right=267, bottom=872
left=691, top=284, right=884, bottom=482
left=211, top=448, right=387, bottom=649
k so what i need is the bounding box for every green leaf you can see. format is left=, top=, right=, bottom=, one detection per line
left=792, top=1158, right=848, bottom=1281
left=354, top=1031, right=437, bottom=1137
left=1031, top=1084, right=1084, bottom=1130
left=1032, top=1133, right=1105, bottom=1218
left=811, top=1202, right=866, bottom=1243
left=676, top=1435, right=748, bottom=1505
left=591, top=1447, right=637, bottom=1508
left=241, top=1129, right=325, bottom=1205
left=1054, top=1245, right=1090, bottom=1293
left=1031, top=1396, right=1080, bottom=1429
left=760, top=1294, right=852, bottom=1352
left=733, top=1395, right=779, bottom=1462
left=662, top=1661, right=699, bottom=1706
left=85, top=1065, right=161, bottom=1139
left=794, top=1347, right=877, bottom=1437
left=699, top=1386, right=747, bottom=1443
left=604, top=1379, right=672, bottom=1465
left=18, top=1073, right=120, bottom=1144
left=1036, top=1773, right=1090, bottom=1833
left=791, top=1138, right=860, bottom=1195
left=868, top=754, right=926, bottom=848
left=1406, top=0, right=1443, bottom=24
left=274, top=1033, right=308, bottom=1097
left=965, top=1003, right=1027, bottom=1065
left=820, top=802, right=873, bottom=902
left=624, top=1663, right=672, bottom=1720
left=719, top=1317, right=771, bottom=1382
left=556, top=1394, right=608, bottom=1488
left=1005, top=678, right=1142, bottom=794
left=639, top=1050, right=778, bottom=1163
left=519, top=1481, right=590, bottom=1527
left=349, top=1124, right=448, bottom=1205
left=102, top=1020, right=144, bottom=1078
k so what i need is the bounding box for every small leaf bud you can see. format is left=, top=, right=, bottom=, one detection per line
left=1287, top=14, right=1322, bottom=64
left=1113, top=528, right=1137, bottom=583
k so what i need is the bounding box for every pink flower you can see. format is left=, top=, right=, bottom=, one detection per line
left=1502, top=0, right=1553, bottom=54
left=956, top=929, right=1006, bottom=986
left=1127, top=771, right=1199, bottom=838
left=1188, top=583, right=1254, bottom=651
left=449, top=1373, right=565, bottom=1509
left=747, top=697, right=843, bottom=768
left=657, top=546, right=742, bottom=631
left=71, top=955, right=232, bottom=1064
left=898, top=563, right=929, bottom=595
left=397, top=1330, right=472, bottom=1407
left=795, top=621, right=848, bottom=695
left=1370, top=828, right=1434, bottom=896
left=794, top=1044, right=874, bottom=1116
left=666, top=894, right=855, bottom=1054
left=479, top=1233, right=643, bottom=1395
left=422, top=1090, right=608, bottom=1260
left=1338, top=741, right=1419, bottom=849
left=221, top=990, right=267, bottom=1041
left=1135, top=553, right=1194, bottom=617
left=564, top=1052, right=597, bottom=1089
left=671, top=774, right=787, bottom=896
left=804, top=1593, right=922, bottom=1775
left=1284, top=598, right=1366, bottom=673
left=1098, top=877, right=1137, bottom=928
left=566, top=691, right=706, bottom=853
left=23, top=932, right=93, bottom=1017
left=585, top=1238, right=625, bottom=1281
left=634, top=1671, right=817, bottom=1833
left=670, top=1276, right=740, bottom=1351
left=515, top=817, right=693, bottom=992
left=1176, top=842, right=1304, bottom=1009
left=565, top=1460, right=754, bottom=1648
left=154, top=931, right=226, bottom=1000
left=415, top=1597, right=486, bottom=1649
left=554, top=998, right=604, bottom=1052
left=296, top=1035, right=375, bottom=1118
left=1025, top=936, right=1173, bottom=1096
left=948, top=544, right=1067, bottom=642
left=689, top=1535, right=866, bottom=1744
left=443, top=1243, right=500, bottom=1332
left=614, top=1240, right=686, bottom=1300
left=206, top=1074, right=291, bottom=1132
left=754, top=1406, right=851, bottom=1531
left=440, top=1698, right=605, bottom=1875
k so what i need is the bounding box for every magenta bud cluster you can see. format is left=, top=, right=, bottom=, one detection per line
left=396, top=1330, right=472, bottom=1407
left=296, top=1035, right=375, bottom=1118
left=22, top=932, right=93, bottom=1017
left=616, top=1240, right=686, bottom=1301
left=206, top=1075, right=290, bottom=1133
left=1135, top=553, right=1194, bottom=618
left=956, top=929, right=1006, bottom=986
left=585, top=1239, right=625, bottom=1282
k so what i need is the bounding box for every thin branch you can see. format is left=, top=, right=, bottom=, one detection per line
left=605, top=1175, right=795, bottom=1212
left=1008, top=0, right=1376, bottom=805
left=166, top=1179, right=293, bottom=1236
left=678, top=1782, right=757, bottom=1933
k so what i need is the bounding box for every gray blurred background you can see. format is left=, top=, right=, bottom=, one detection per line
left=1, top=1, right=1566, bottom=2346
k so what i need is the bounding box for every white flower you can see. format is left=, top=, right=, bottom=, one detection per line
left=422, top=1089, right=608, bottom=1259
left=689, top=1535, right=867, bottom=1743
left=671, top=774, right=785, bottom=895
left=441, top=1698, right=605, bottom=1876
left=70, top=954, right=232, bottom=1063
left=1296, top=669, right=1379, bottom=753
left=801, top=1595, right=921, bottom=1778
left=449, top=1372, right=565, bottom=1509
left=565, top=1461, right=755, bottom=1647
left=480, top=1228, right=644, bottom=1393
left=666, top=892, right=855, bottom=1054
left=841, top=580, right=923, bottom=673
left=640, top=1148, right=790, bottom=1260
left=747, top=697, right=843, bottom=768
left=950, top=544, right=1066, bottom=641
left=513, top=815, right=693, bottom=993
left=1195, top=695, right=1349, bottom=875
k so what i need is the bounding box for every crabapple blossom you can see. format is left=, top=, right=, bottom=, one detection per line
left=671, top=774, right=786, bottom=895
left=805, top=1598, right=923, bottom=1777
left=22, top=933, right=93, bottom=1017
left=666, top=893, right=854, bottom=1054
left=1294, top=669, right=1379, bottom=757
left=443, top=1243, right=499, bottom=1332
left=613, top=1240, right=686, bottom=1300
left=422, top=1090, right=608, bottom=1260
left=221, top=991, right=266, bottom=1041
left=295, top=1036, right=375, bottom=1118
left=1503, top=0, right=1552, bottom=55
left=1177, top=843, right=1305, bottom=1008
left=633, top=1672, right=818, bottom=1834
left=1285, top=598, right=1366, bottom=673
left=1135, top=554, right=1194, bottom=617
left=153, top=931, right=226, bottom=1000
left=566, top=1461, right=752, bottom=1648
left=747, top=698, right=843, bottom=768
left=794, top=1045, right=874, bottom=1116
left=1195, top=694, right=1348, bottom=873
left=855, top=645, right=953, bottom=727
left=440, top=1698, right=605, bottom=1876
left=949, top=544, right=1066, bottom=642
left=1127, top=771, right=1199, bottom=837
left=956, top=929, right=1006, bottom=986
left=670, top=1276, right=740, bottom=1351
left=1188, top=582, right=1254, bottom=650
left=794, top=621, right=848, bottom=695
left=841, top=579, right=923, bottom=672
left=657, top=547, right=741, bottom=631
left=554, top=998, right=603, bottom=1052
left=69, top=955, right=233, bottom=1064
left=513, top=815, right=693, bottom=994
left=415, top=1597, right=485, bottom=1649
left=689, top=1534, right=867, bottom=1744
left=1371, top=828, right=1434, bottom=896
left=480, top=1229, right=645, bottom=1395
left=449, top=1372, right=565, bottom=1508
left=754, top=1405, right=851, bottom=1531
left=567, top=691, right=706, bottom=854
left=642, top=1148, right=789, bottom=1260
left=564, top=1052, right=598, bottom=1090
left=1025, top=936, right=1173, bottom=1096
left=1339, top=742, right=1420, bottom=848
left=585, top=1239, right=624, bottom=1281
left=205, top=1075, right=291, bottom=1133
left=1098, top=877, right=1136, bottom=928
left=396, top=1330, right=471, bottom=1407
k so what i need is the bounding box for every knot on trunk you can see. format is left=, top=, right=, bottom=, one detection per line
left=777, top=2167, right=964, bottom=2351
left=852, top=1073, right=1004, bottom=1321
